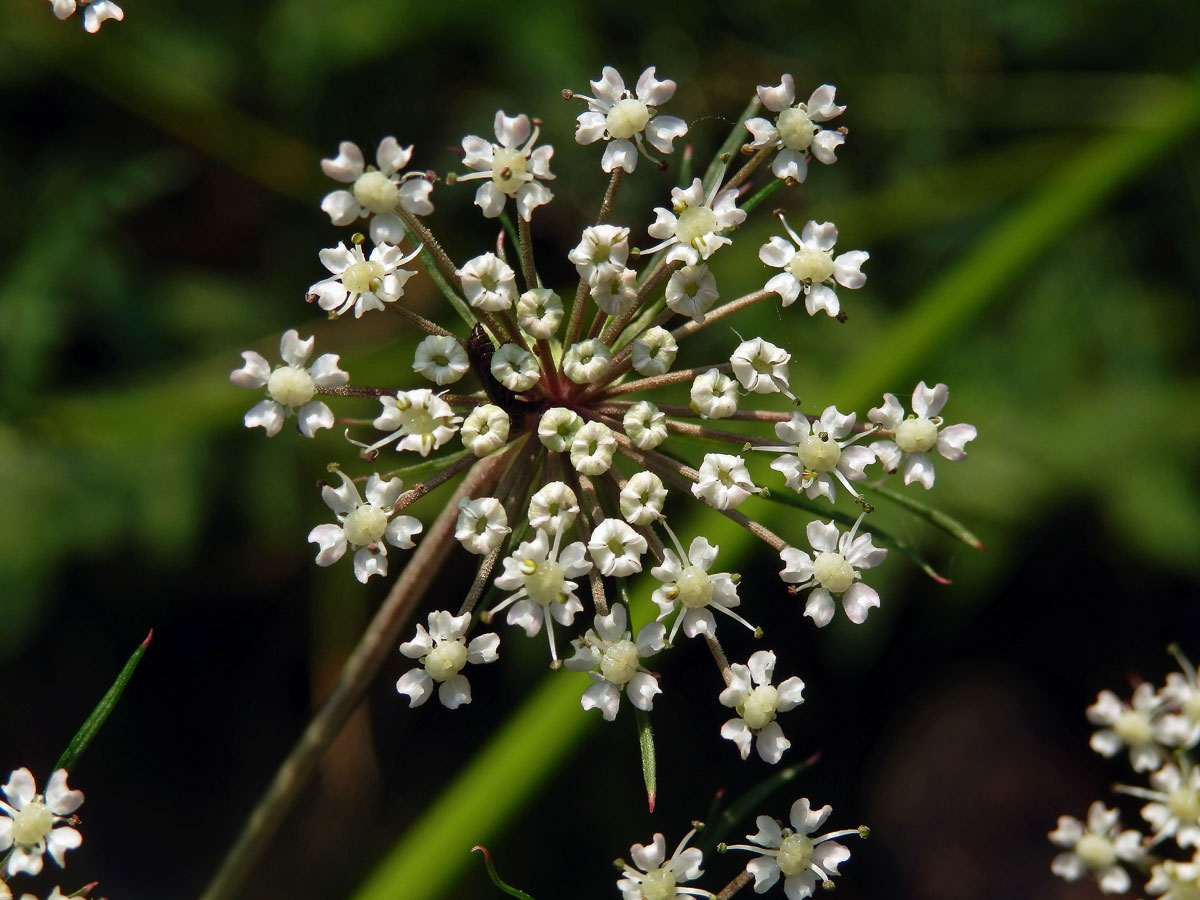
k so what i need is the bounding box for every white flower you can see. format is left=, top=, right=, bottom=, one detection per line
left=617, top=828, right=710, bottom=900
left=569, top=224, right=631, bottom=279
left=459, top=111, right=555, bottom=221
left=692, top=453, right=759, bottom=510
left=457, top=252, right=518, bottom=312
left=516, top=288, right=563, bottom=338
left=412, top=334, right=470, bottom=386
left=646, top=178, right=746, bottom=267
left=0, top=769, right=82, bottom=877
left=623, top=401, right=669, bottom=450
left=868, top=382, right=977, bottom=490
left=230, top=329, right=348, bottom=438
left=588, top=264, right=639, bottom=316
left=573, top=66, right=688, bottom=174
left=562, top=339, right=612, bottom=384
left=307, top=471, right=423, bottom=583
left=1147, top=856, right=1200, bottom=900
left=564, top=604, right=665, bottom=721
left=665, top=264, right=719, bottom=323
left=651, top=532, right=751, bottom=643
left=1159, top=653, right=1200, bottom=748
left=455, top=496, right=510, bottom=555
left=745, top=79, right=847, bottom=182
left=491, top=527, right=592, bottom=662
left=490, top=344, right=540, bottom=392
left=620, top=471, right=668, bottom=526
left=759, top=218, right=867, bottom=318
left=587, top=518, right=648, bottom=577
left=307, top=240, right=421, bottom=319
left=730, top=338, right=792, bottom=397
left=1128, top=761, right=1200, bottom=848
left=1087, top=683, right=1170, bottom=772
left=47, top=0, right=123, bottom=32
left=570, top=420, right=617, bottom=476
left=690, top=369, right=739, bottom=420
left=358, top=389, right=461, bottom=458
left=527, top=482, right=579, bottom=533
left=396, top=610, right=499, bottom=709
left=764, top=407, right=875, bottom=503
left=537, top=407, right=583, bottom=452
left=719, top=650, right=805, bottom=764
left=726, top=798, right=856, bottom=899
left=319, top=137, right=434, bottom=244
left=632, top=327, right=678, bottom=377
left=1049, top=802, right=1144, bottom=894
left=779, top=514, right=887, bottom=627
left=460, top=404, right=511, bottom=457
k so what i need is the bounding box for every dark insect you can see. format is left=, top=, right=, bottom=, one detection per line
left=464, top=323, right=541, bottom=428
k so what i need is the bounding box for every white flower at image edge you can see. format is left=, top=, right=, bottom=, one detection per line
left=230, top=329, right=349, bottom=437
left=47, top=0, right=123, bottom=32
left=1049, top=801, right=1144, bottom=894
left=396, top=610, right=499, bottom=709
left=719, top=650, right=805, bottom=764
left=617, top=828, right=710, bottom=900
left=308, top=471, right=423, bottom=583
left=0, top=769, right=83, bottom=877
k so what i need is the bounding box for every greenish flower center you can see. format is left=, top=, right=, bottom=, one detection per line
left=776, top=833, right=815, bottom=876
left=491, top=147, right=527, bottom=196
left=525, top=559, right=566, bottom=606
left=741, top=684, right=780, bottom=730
left=639, top=867, right=677, bottom=900
left=11, top=799, right=54, bottom=847
left=353, top=170, right=400, bottom=214
left=895, top=417, right=938, bottom=454
left=674, top=206, right=718, bottom=247
left=426, top=640, right=468, bottom=682
left=607, top=98, right=651, bottom=139
left=600, top=639, right=639, bottom=685
left=1114, top=710, right=1154, bottom=746
left=1167, top=786, right=1200, bottom=823
left=1075, top=833, right=1116, bottom=869
left=266, top=366, right=316, bottom=408
left=813, top=551, right=854, bottom=593
left=676, top=564, right=714, bottom=609
left=343, top=505, right=388, bottom=546
left=785, top=246, right=834, bottom=284
left=796, top=433, right=841, bottom=472
left=777, top=106, right=816, bottom=151
left=341, top=260, right=384, bottom=295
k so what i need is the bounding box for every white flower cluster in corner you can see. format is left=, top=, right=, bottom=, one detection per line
left=44, top=0, right=122, bottom=32
left=0, top=768, right=85, bottom=897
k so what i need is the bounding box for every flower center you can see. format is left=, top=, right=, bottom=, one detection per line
left=776, top=833, right=815, bottom=876
left=342, top=505, right=388, bottom=546
left=785, top=246, right=834, bottom=284
left=1113, top=709, right=1154, bottom=746
left=674, top=206, right=718, bottom=247
left=1074, top=833, right=1117, bottom=869
left=353, top=170, right=400, bottom=214
left=341, top=259, right=385, bottom=295
left=1167, top=881, right=1200, bottom=900
left=266, top=366, right=316, bottom=407
left=776, top=106, right=816, bottom=152
left=676, top=564, right=714, bottom=609
left=425, top=640, right=468, bottom=682
left=639, top=866, right=677, bottom=900
left=1184, top=692, right=1200, bottom=721
left=796, top=433, right=842, bottom=472
left=11, top=798, right=54, bottom=847
left=398, top=404, right=436, bottom=437
left=600, top=639, right=640, bottom=685
left=491, top=147, right=528, bottom=196
left=741, top=684, right=780, bottom=730
left=525, top=559, right=566, bottom=606
left=895, top=417, right=938, bottom=453
left=606, top=98, right=651, bottom=139
left=813, top=551, right=854, bottom=593
left=1167, top=786, right=1200, bottom=823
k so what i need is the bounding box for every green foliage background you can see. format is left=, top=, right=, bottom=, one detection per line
left=1, top=0, right=1198, bottom=898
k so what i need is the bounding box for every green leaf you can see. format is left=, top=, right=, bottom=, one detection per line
left=863, top=481, right=985, bottom=552
left=634, top=706, right=657, bottom=812
left=701, top=94, right=761, bottom=197
left=471, top=846, right=537, bottom=900
left=54, top=631, right=152, bottom=774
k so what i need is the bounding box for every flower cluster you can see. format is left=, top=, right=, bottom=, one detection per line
left=0, top=768, right=86, bottom=898
left=43, top=0, right=123, bottom=32
left=1049, top=647, right=1200, bottom=896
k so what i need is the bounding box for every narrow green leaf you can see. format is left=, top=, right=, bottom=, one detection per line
left=739, top=177, right=783, bottom=217
left=54, top=631, right=152, bottom=774
left=863, top=482, right=985, bottom=552
left=697, top=756, right=815, bottom=856
left=471, top=846, right=537, bottom=900
left=634, top=706, right=657, bottom=812
left=404, top=222, right=476, bottom=331
left=702, top=95, right=761, bottom=197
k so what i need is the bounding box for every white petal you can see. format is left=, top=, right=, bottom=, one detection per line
left=375, top=136, right=412, bottom=175
left=805, top=283, right=840, bottom=318
left=833, top=250, right=869, bottom=289
left=581, top=681, right=621, bottom=721
left=757, top=75, right=795, bottom=112
left=278, top=330, right=312, bottom=368
left=937, top=423, right=977, bottom=461
left=321, top=189, right=362, bottom=225
left=369, top=212, right=407, bottom=245
left=842, top=583, right=880, bottom=625
left=321, top=141, right=365, bottom=182
left=229, top=350, right=270, bottom=389
left=771, top=149, right=809, bottom=183
left=912, top=381, right=948, bottom=418
left=438, top=675, right=472, bottom=709
left=811, top=129, right=845, bottom=164
left=296, top=401, right=334, bottom=438
left=801, top=220, right=838, bottom=251
left=645, top=116, right=687, bottom=154
left=243, top=399, right=286, bottom=437
left=575, top=111, right=608, bottom=145
left=627, top=672, right=661, bottom=711
left=720, top=718, right=753, bottom=759
left=396, top=669, right=434, bottom=707
left=804, top=589, right=835, bottom=627
left=474, top=182, right=506, bottom=219
left=385, top=515, right=423, bottom=550
left=466, top=632, right=500, bottom=664
left=45, top=825, right=81, bottom=866
left=635, top=66, right=676, bottom=104
left=901, top=452, right=936, bottom=490
left=755, top=721, right=791, bottom=764
left=602, top=139, right=638, bottom=173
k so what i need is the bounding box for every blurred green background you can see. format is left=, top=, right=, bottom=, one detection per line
left=1, top=0, right=1198, bottom=898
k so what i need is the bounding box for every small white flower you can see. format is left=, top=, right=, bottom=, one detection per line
left=692, top=453, right=759, bottom=510
left=587, top=518, right=648, bottom=577
left=0, top=769, right=83, bottom=877
left=230, top=329, right=348, bottom=438
left=623, top=401, right=669, bottom=450
left=565, top=606, right=665, bottom=722
left=746, top=78, right=847, bottom=182
left=632, top=327, right=678, bottom=377
left=457, top=252, right=518, bottom=312
left=1049, top=802, right=1144, bottom=894
left=491, top=526, right=592, bottom=662
left=537, top=407, right=583, bottom=452
left=490, top=344, right=540, bottom=392
left=454, top=496, right=510, bottom=555
left=563, top=339, right=612, bottom=384
left=516, top=288, right=563, bottom=338
left=1147, top=856, right=1200, bottom=900
left=780, top=514, right=887, bottom=627
left=1088, top=683, right=1170, bottom=773
left=868, top=382, right=977, bottom=490
left=764, top=406, right=875, bottom=503
left=652, top=532, right=751, bottom=643
left=460, top=404, right=511, bottom=457
left=308, top=471, right=423, bottom=583
left=569, top=224, right=631, bottom=279
left=307, top=239, right=421, bottom=319
left=617, top=828, right=710, bottom=900
left=1128, top=761, right=1200, bottom=848
left=396, top=610, right=499, bottom=709
left=47, top=0, right=123, bottom=32
left=359, top=389, right=462, bottom=458
left=690, top=369, right=739, bottom=420
left=459, top=111, right=555, bottom=221
left=588, top=264, right=639, bottom=316
left=645, top=178, right=746, bottom=267
left=620, top=471, right=668, bottom=526
left=1159, top=654, right=1200, bottom=748
left=527, top=482, right=579, bottom=533
left=320, top=137, right=434, bottom=244
left=719, top=650, right=806, bottom=764
left=725, top=798, right=857, bottom=899
left=665, top=264, right=719, bottom=323
left=759, top=217, right=867, bottom=318
left=570, top=420, right=617, bottom=476
left=412, top=334, right=470, bottom=386
left=574, top=66, right=688, bottom=174
left=730, top=337, right=793, bottom=397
